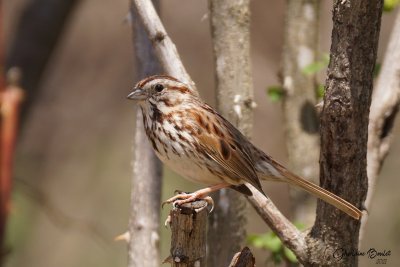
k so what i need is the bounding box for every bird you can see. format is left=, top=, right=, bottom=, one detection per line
left=127, top=75, right=362, bottom=220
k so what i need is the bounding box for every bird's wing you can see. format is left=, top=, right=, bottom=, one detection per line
left=197, top=129, right=264, bottom=195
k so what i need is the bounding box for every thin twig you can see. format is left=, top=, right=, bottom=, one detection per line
left=130, top=0, right=196, bottom=91
left=246, top=185, right=308, bottom=264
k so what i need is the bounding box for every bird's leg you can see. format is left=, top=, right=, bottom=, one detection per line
left=162, top=183, right=231, bottom=212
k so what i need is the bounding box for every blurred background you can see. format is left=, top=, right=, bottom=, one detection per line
left=2, top=0, right=399, bottom=266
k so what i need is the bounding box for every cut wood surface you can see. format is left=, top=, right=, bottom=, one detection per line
left=167, top=200, right=208, bottom=267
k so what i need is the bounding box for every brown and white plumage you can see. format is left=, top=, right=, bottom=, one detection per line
left=127, top=75, right=362, bottom=220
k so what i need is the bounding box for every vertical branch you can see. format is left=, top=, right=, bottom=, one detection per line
left=0, top=70, right=24, bottom=263
left=281, top=0, right=320, bottom=223
left=363, top=8, right=400, bottom=237
left=1, top=0, right=26, bottom=257
left=307, top=1, right=383, bottom=265
left=0, top=0, right=4, bottom=93
left=127, top=1, right=162, bottom=267
left=0, top=1, right=6, bottom=258
left=207, top=0, right=254, bottom=266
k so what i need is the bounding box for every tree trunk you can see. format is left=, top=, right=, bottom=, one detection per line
left=281, top=0, right=320, bottom=224
left=208, top=0, right=254, bottom=266
left=307, top=1, right=383, bottom=266
left=127, top=1, right=163, bottom=267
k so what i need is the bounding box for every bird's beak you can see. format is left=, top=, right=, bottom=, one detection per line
left=127, top=87, right=148, bottom=101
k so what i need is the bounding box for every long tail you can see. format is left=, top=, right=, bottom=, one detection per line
left=261, top=163, right=362, bottom=220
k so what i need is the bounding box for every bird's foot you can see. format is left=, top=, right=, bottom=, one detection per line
left=162, top=190, right=214, bottom=212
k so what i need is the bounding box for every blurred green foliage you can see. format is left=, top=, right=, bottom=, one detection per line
left=384, top=0, right=400, bottom=12
left=266, top=54, right=329, bottom=102
left=247, top=222, right=305, bottom=265
left=317, top=84, right=325, bottom=99
left=266, top=85, right=285, bottom=102
left=302, top=53, right=329, bottom=76
left=374, top=63, right=381, bottom=78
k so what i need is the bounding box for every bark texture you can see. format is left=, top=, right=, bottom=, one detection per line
left=167, top=201, right=208, bottom=267
left=363, top=8, right=400, bottom=235
left=128, top=1, right=163, bottom=267
left=228, top=247, right=255, bottom=267
left=282, top=0, right=320, bottom=224
left=307, top=1, right=383, bottom=266
left=208, top=0, right=254, bottom=266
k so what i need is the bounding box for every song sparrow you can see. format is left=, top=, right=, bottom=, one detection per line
left=127, top=75, right=362, bottom=220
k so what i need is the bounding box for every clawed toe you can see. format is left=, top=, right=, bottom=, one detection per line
left=162, top=191, right=214, bottom=212
left=162, top=192, right=191, bottom=209
left=164, top=214, right=172, bottom=227
left=195, top=196, right=214, bottom=212
left=174, top=189, right=188, bottom=195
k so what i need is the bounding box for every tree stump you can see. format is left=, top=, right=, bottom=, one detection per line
left=166, top=200, right=208, bottom=267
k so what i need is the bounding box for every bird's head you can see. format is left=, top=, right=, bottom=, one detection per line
left=127, top=75, right=198, bottom=111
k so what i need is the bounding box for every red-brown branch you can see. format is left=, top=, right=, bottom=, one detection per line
left=0, top=74, right=24, bottom=258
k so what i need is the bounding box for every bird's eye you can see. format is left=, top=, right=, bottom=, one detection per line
left=154, top=84, right=164, bottom=92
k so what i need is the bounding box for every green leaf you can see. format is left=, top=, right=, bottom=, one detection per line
left=247, top=232, right=282, bottom=252
left=262, top=233, right=282, bottom=252
left=316, top=84, right=325, bottom=98
left=302, top=61, right=326, bottom=75
left=384, top=0, right=400, bottom=12
left=247, top=234, right=265, bottom=248
left=266, top=85, right=284, bottom=102
left=302, top=53, right=330, bottom=75
left=374, top=63, right=381, bottom=78
left=321, top=53, right=330, bottom=65
left=272, top=253, right=283, bottom=264
left=293, top=221, right=306, bottom=230
left=284, top=247, right=298, bottom=263
left=248, top=224, right=306, bottom=265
